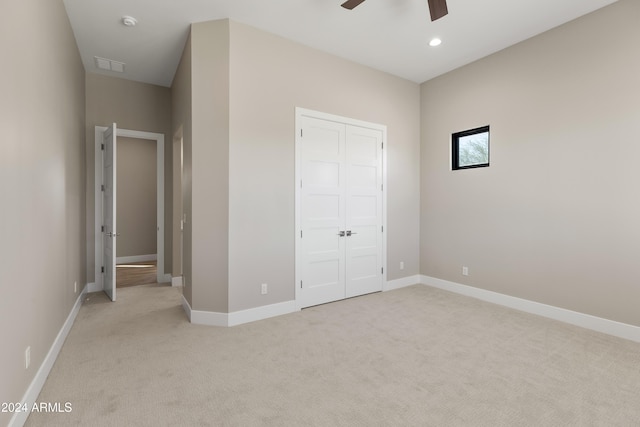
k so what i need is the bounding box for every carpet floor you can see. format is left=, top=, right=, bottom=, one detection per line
left=25, top=284, right=640, bottom=426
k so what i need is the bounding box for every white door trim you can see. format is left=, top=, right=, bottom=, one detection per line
left=294, top=108, right=387, bottom=310
left=94, top=126, right=166, bottom=291
left=103, top=123, right=117, bottom=301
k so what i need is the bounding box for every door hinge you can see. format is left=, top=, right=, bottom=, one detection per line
left=101, top=143, right=104, bottom=151
left=101, top=225, right=104, bottom=232
left=300, top=129, right=303, bottom=138
left=300, top=280, right=303, bottom=289
left=101, top=184, right=105, bottom=192
left=381, top=267, right=384, bottom=274
left=381, top=226, right=384, bottom=233
left=300, top=230, right=303, bottom=238
left=300, top=180, right=303, bottom=189
left=381, top=142, right=384, bottom=149
left=101, top=266, right=104, bottom=273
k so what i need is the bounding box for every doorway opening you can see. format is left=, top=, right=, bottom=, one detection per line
left=115, top=135, right=158, bottom=288
left=94, top=126, right=167, bottom=300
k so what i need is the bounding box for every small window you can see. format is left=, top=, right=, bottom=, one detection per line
left=452, top=125, right=490, bottom=170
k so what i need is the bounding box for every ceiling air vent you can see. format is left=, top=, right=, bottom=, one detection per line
left=94, top=56, right=125, bottom=73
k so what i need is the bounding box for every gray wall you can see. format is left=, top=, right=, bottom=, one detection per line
left=0, top=0, right=85, bottom=423
left=116, top=137, right=157, bottom=259
left=85, top=73, right=172, bottom=281
left=420, top=0, right=640, bottom=326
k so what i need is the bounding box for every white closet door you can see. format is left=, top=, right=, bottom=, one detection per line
left=345, top=125, right=383, bottom=298
left=297, top=112, right=384, bottom=309
left=298, top=117, right=347, bottom=308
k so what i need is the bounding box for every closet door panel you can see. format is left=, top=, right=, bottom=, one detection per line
left=345, top=126, right=383, bottom=298
left=299, top=117, right=347, bottom=308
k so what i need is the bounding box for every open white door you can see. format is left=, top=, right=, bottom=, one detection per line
left=103, top=123, right=117, bottom=301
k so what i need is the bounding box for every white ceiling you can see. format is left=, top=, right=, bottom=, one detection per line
left=62, top=0, right=618, bottom=88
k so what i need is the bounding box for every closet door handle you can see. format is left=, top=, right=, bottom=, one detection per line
left=337, top=231, right=346, bottom=237
left=346, top=230, right=357, bottom=236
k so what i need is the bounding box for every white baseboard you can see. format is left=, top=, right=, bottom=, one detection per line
left=420, top=275, right=640, bottom=343
left=181, top=295, right=226, bottom=326
left=181, top=294, right=192, bottom=321
left=9, top=285, right=87, bottom=427
left=190, top=308, right=228, bottom=327
left=116, top=254, right=157, bottom=264
left=384, top=275, right=421, bottom=292
left=181, top=295, right=297, bottom=327
left=86, top=282, right=102, bottom=293
left=228, top=301, right=298, bottom=326
left=171, top=276, right=183, bottom=287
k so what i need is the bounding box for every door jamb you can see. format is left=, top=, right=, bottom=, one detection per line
left=94, top=126, right=166, bottom=291
left=294, top=108, right=388, bottom=310
left=171, top=126, right=184, bottom=287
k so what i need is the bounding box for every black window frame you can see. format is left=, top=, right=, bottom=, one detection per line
left=452, top=125, right=490, bottom=170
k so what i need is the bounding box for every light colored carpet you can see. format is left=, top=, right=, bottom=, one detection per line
left=26, top=284, right=640, bottom=426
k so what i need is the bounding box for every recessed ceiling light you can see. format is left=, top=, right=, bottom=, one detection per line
left=429, top=38, right=442, bottom=47
left=122, top=16, right=138, bottom=27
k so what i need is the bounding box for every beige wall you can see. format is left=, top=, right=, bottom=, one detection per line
left=187, top=20, right=420, bottom=313
left=0, top=0, right=85, bottom=422
left=227, top=21, right=421, bottom=312
left=116, top=137, right=157, bottom=258
left=189, top=21, right=231, bottom=312
left=171, top=33, right=193, bottom=304
left=420, top=0, right=640, bottom=326
left=85, top=73, right=172, bottom=281
left=171, top=130, right=184, bottom=278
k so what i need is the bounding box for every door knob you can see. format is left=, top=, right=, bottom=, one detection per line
left=346, top=230, right=357, bottom=236
left=337, top=231, right=346, bottom=237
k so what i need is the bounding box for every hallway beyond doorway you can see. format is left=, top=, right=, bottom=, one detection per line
left=116, top=261, right=158, bottom=288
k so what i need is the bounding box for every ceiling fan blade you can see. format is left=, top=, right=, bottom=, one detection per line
left=427, top=0, right=448, bottom=21
left=341, top=0, right=367, bottom=10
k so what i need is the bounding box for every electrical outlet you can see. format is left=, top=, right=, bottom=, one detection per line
left=25, top=346, right=30, bottom=369
left=462, top=266, right=469, bottom=276
left=74, top=281, right=77, bottom=293
left=261, top=283, right=268, bottom=295
left=400, top=261, right=405, bottom=270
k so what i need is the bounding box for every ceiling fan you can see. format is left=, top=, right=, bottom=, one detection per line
left=341, top=0, right=448, bottom=21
